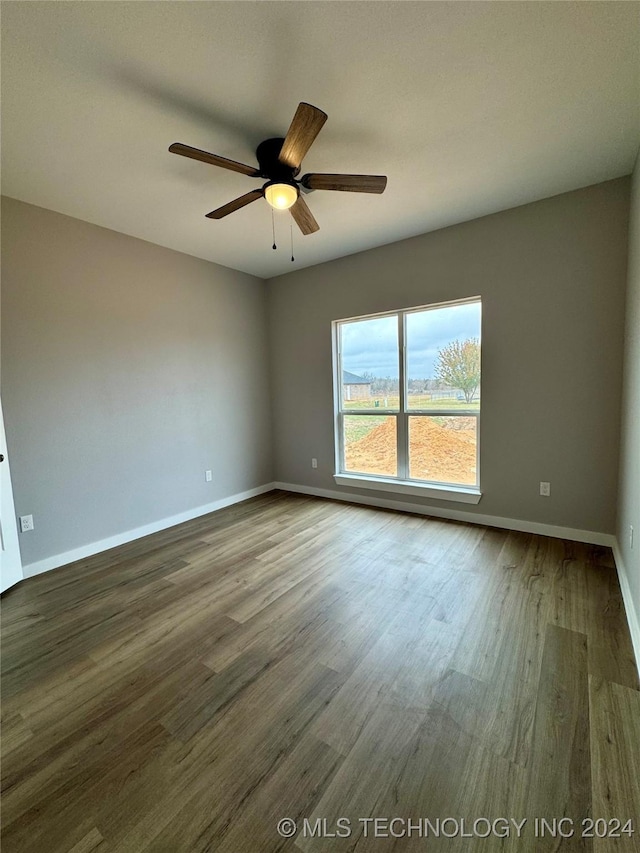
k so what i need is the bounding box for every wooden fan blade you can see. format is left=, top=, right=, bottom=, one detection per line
left=278, top=103, right=328, bottom=171
left=205, top=190, right=263, bottom=219
left=169, top=143, right=258, bottom=177
left=290, top=196, right=319, bottom=235
left=301, top=173, right=387, bottom=194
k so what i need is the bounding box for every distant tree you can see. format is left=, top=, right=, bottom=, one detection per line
left=434, top=338, right=480, bottom=403
left=370, top=375, right=398, bottom=395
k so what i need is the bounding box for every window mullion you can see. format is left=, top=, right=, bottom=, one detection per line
left=397, top=312, right=408, bottom=479
left=335, top=324, right=345, bottom=473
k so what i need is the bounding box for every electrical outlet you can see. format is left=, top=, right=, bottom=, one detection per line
left=630, top=524, right=634, bottom=550
left=311, top=458, right=318, bottom=469
left=19, top=515, right=34, bottom=533
left=540, top=482, right=550, bottom=497
left=205, top=470, right=212, bottom=482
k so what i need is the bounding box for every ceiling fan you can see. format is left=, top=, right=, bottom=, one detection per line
left=169, top=102, right=387, bottom=235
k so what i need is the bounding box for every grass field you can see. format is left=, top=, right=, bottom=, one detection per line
left=343, top=415, right=391, bottom=443
left=343, top=395, right=478, bottom=446
left=343, top=395, right=479, bottom=412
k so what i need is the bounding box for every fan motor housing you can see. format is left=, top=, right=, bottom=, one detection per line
left=256, top=137, right=300, bottom=181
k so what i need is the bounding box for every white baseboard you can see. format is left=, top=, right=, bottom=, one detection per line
left=19, top=479, right=637, bottom=678
left=612, top=540, right=640, bottom=679
left=274, top=481, right=616, bottom=547
left=22, top=483, right=277, bottom=579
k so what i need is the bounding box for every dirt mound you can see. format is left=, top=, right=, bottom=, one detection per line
left=346, top=417, right=476, bottom=484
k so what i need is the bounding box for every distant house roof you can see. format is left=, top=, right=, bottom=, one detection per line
left=343, top=370, right=369, bottom=385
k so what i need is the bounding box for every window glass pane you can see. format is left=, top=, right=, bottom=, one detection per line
left=408, top=416, right=477, bottom=486
left=343, top=415, right=397, bottom=477
left=406, top=302, right=481, bottom=410
left=340, top=315, right=398, bottom=410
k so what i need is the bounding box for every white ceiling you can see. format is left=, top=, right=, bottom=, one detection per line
left=2, top=2, right=639, bottom=279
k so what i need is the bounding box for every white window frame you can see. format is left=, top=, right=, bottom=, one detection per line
left=332, top=297, right=482, bottom=504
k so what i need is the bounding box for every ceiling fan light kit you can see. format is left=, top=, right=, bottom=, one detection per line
left=264, top=181, right=298, bottom=210
left=169, top=102, right=387, bottom=239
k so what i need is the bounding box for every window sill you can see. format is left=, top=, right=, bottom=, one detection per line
left=333, top=474, right=482, bottom=504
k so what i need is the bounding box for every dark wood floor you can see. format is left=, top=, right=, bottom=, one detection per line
left=1, top=491, right=639, bottom=852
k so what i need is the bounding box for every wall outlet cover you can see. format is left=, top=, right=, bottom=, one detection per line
left=19, top=514, right=34, bottom=533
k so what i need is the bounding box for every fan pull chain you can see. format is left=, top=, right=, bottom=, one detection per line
left=290, top=217, right=295, bottom=263
left=271, top=208, right=276, bottom=250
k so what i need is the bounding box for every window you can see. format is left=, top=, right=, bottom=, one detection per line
left=333, top=297, right=481, bottom=501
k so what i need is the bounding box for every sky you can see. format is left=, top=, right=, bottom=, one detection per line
left=341, top=301, right=481, bottom=379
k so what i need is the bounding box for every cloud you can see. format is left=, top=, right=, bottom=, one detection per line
left=341, top=301, right=481, bottom=378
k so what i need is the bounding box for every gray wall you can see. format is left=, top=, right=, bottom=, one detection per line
left=617, top=153, right=640, bottom=631
left=1, top=197, right=272, bottom=567
left=2, top=177, right=632, bottom=572
left=268, top=178, right=630, bottom=535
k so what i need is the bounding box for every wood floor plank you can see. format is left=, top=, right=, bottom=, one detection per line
left=2, top=721, right=171, bottom=853
left=448, top=531, right=534, bottom=681
left=525, top=623, right=592, bottom=852
left=1, top=656, right=212, bottom=827
left=312, top=613, right=459, bottom=755
left=297, top=700, right=426, bottom=853
left=99, top=662, right=345, bottom=851
left=0, top=712, right=34, bottom=756
left=449, top=742, right=527, bottom=853
left=589, top=676, right=640, bottom=853
left=158, top=734, right=343, bottom=853
left=204, top=580, right=344, bottom=675
left=66, top=827, right=107, bottom=853
left=0, top=491, right=637, bottom=853
left=588, top=639, right=640, bottom=692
